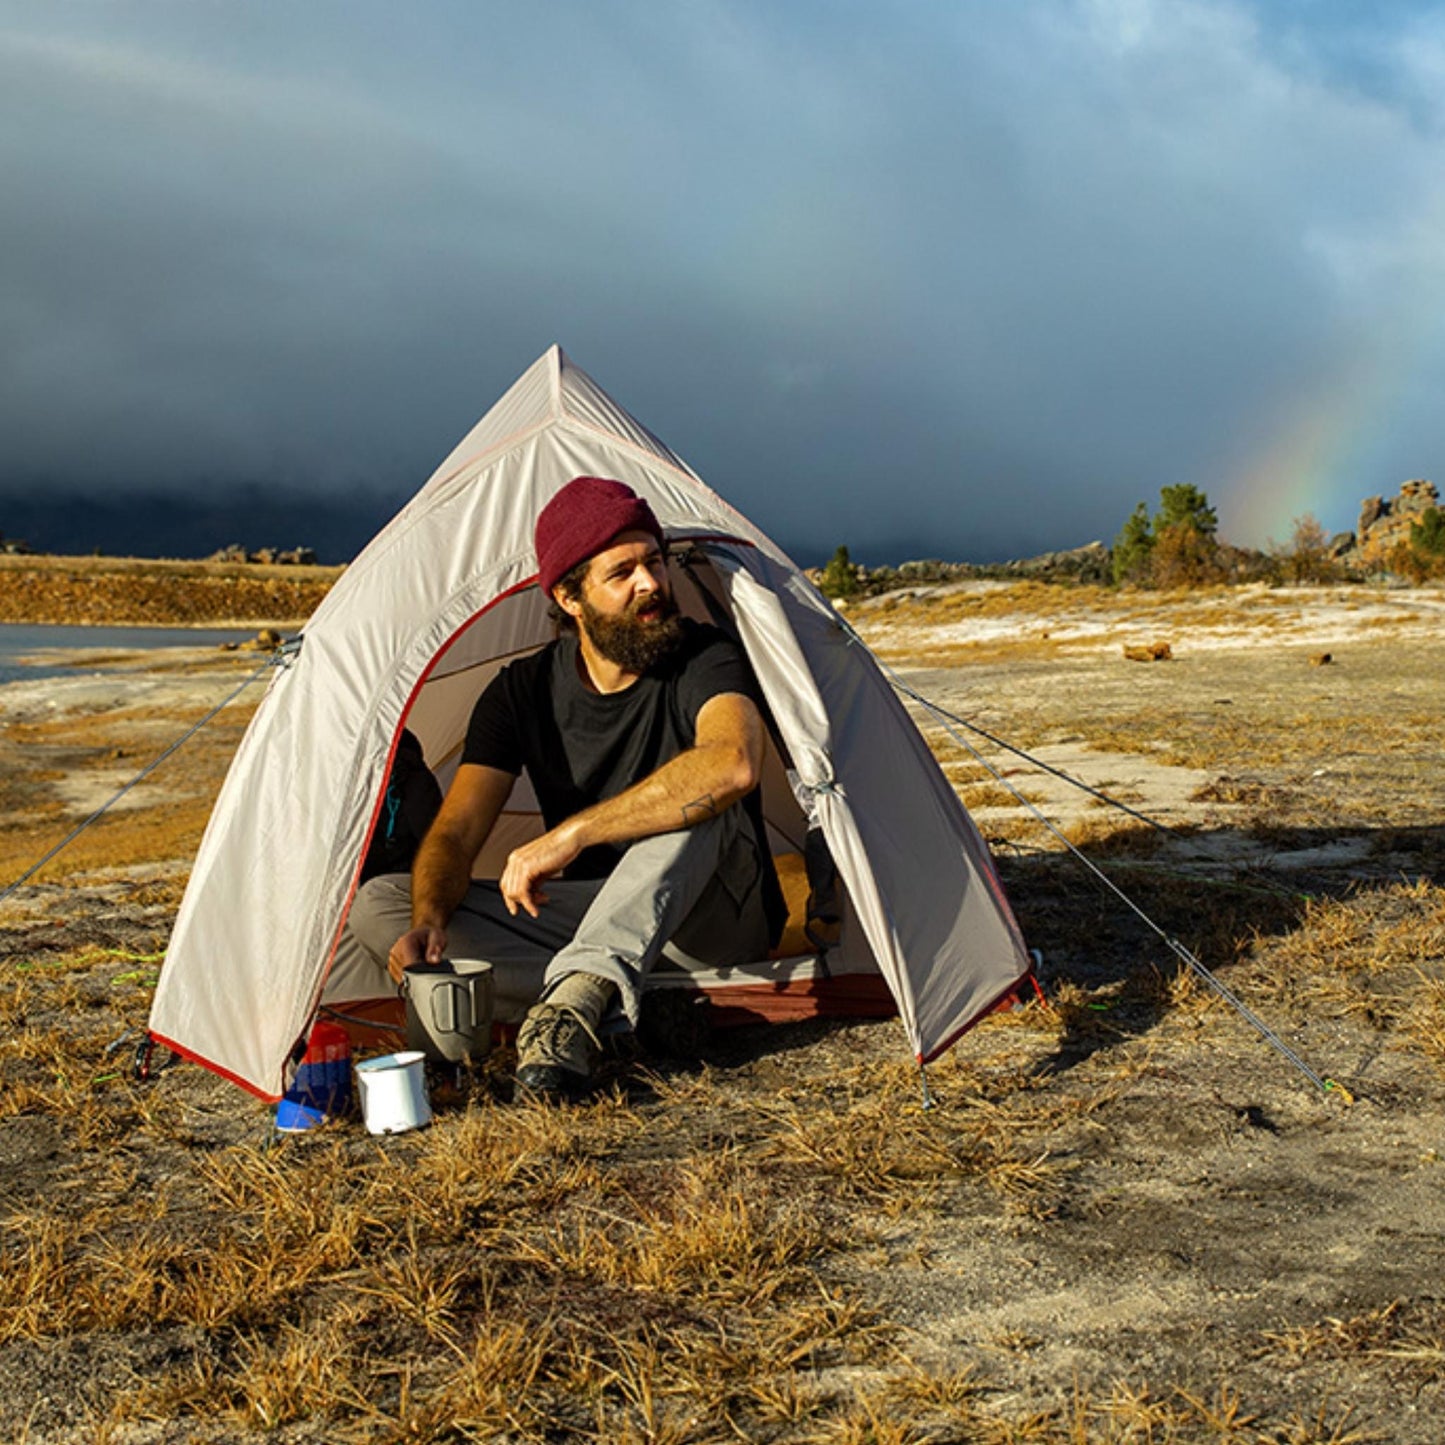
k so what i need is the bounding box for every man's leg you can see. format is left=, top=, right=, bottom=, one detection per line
left=517, top=808, right=770, bottom=1094
left=546, top=806, right=769, bottom=1020
left=342, top=871, right=604, bottom=1023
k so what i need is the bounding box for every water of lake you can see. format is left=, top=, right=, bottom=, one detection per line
left=0, top=624, right=259, bottom=686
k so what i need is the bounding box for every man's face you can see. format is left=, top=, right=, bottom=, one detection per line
left=567, top=531, right=684, bottom=674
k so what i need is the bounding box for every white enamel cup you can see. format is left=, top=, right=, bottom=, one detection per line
left=354, top=1051, right=432, bottom=1135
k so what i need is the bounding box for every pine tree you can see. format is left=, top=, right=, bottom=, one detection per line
left=1155, top=483, right=1218, bottom=538
left=1111, top=503, right=1154, bottom=585
left=819, top=544, right=861, bottom=599
left=1110, top=484, right=1223, bottom=588
left=1149, top=483, right=1222, bottom=587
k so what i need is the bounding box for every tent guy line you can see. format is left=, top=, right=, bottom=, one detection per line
left=0, top=646, right=291, bottom=910
left=875, top=652, right=1180, bottom=838
left=868, top=643, right=1347, bottom=1103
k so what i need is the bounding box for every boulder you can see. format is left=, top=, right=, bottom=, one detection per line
left=1399, top=478, right=1439, bottom=513
left=1344, top=479, right=1440, bottom=568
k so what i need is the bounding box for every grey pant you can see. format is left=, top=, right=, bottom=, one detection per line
left=330, top=808, right=771, bottom=1025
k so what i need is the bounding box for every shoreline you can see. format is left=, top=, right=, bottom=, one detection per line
left=0, top=552, right=339, bottom=628
left=0, top=615, right=313, bottom=633
left=0, top=617, right=310, bottom=633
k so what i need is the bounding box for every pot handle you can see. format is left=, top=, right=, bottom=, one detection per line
left=432, top=980, right=471, bottom=1034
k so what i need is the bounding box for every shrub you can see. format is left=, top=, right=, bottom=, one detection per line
left=1382, top=510, right=1445, bottom=582
left=1411, top=507, right=1445, bottom=559
left=819, top=545, right=861, bottom=600
left=1149, top=520, right=1225, bottom=588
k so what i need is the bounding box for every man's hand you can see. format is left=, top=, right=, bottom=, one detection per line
left=387, top=925, right=448, bottom=986
left=500, top=823, right=583, bottom=918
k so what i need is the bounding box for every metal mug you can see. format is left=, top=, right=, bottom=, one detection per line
left=402, top=958, right=495, bottom=1064
left=355, top=1051, right=432, bottom=1134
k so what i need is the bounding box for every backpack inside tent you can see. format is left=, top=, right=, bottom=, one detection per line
left=147, top=346, right=1031, bottom=1100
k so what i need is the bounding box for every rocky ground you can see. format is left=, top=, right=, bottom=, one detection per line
left=0, top=576, right=1442, bottom=1442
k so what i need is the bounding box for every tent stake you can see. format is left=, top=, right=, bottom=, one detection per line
left=918, top=1061, right=936, bottom=1111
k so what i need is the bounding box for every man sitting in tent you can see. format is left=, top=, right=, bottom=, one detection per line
left=346, top=475, right=785, bottom=1097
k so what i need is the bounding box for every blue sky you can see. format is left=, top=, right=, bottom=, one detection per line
left=3, top=0, right=1445, bottom=562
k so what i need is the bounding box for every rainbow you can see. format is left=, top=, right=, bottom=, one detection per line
left=1218, top=260, right=1443, bottom=549
left=1219, top=187, right=1445, bottom=551
left=1216, top=365, right=1372, bottom=548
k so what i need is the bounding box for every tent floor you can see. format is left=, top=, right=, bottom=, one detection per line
left=320, top=969, right=899, bottom=1056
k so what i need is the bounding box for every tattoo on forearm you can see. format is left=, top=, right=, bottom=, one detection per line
left=681, top=793, right=721, bottom=826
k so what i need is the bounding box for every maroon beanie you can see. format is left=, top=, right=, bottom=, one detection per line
left=535, top=476, right=665, bottom=595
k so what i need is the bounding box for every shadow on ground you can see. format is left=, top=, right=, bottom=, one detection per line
left=996, top=820, right=1442, bottom=1078
left=595, top=821, right=1445, bottom=1097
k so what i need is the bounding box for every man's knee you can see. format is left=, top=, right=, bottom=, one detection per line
left=612, top=808, right=737, bottom=879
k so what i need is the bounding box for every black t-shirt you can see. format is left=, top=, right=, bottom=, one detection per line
left=462, top=620, right=784, bottom=941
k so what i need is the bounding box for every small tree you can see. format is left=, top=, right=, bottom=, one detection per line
left=1150, top=519, right=1223, bottom=588
left=1279, top=512, right=1337, bottom=584
left=1111, top=502, right=1154, bottom=585
left=1111, top=483, right=1223, bottom=588
left=819, top=544, right=861, bottom=600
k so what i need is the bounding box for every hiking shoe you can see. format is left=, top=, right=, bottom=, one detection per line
left=514, top=1002, right=603, bottom=1099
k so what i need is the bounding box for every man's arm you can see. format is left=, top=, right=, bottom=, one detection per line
left=499, top=691, right=765, bottom=918
left=386, top=763, right=515, bottom=982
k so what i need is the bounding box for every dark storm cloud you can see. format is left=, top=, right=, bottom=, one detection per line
left=3, top=0, right=1445, bottom=561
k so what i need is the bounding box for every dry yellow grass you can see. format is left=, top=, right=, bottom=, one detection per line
left=6, top=877, right=1444, bottom=1439
left=5, top=578, right=1445, bottom=1441
left=0, top=684, right=257, bottom=881
left=0, top=902, right=1320, bottom=1430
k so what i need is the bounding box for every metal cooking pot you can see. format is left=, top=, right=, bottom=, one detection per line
left=402, top=958, right=495, bottom=1065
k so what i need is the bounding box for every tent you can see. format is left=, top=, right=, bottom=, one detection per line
left=147, top=346, right=1031, bottom=1100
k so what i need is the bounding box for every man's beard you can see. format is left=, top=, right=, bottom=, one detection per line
left=579, top=592, right=686, bottom=674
